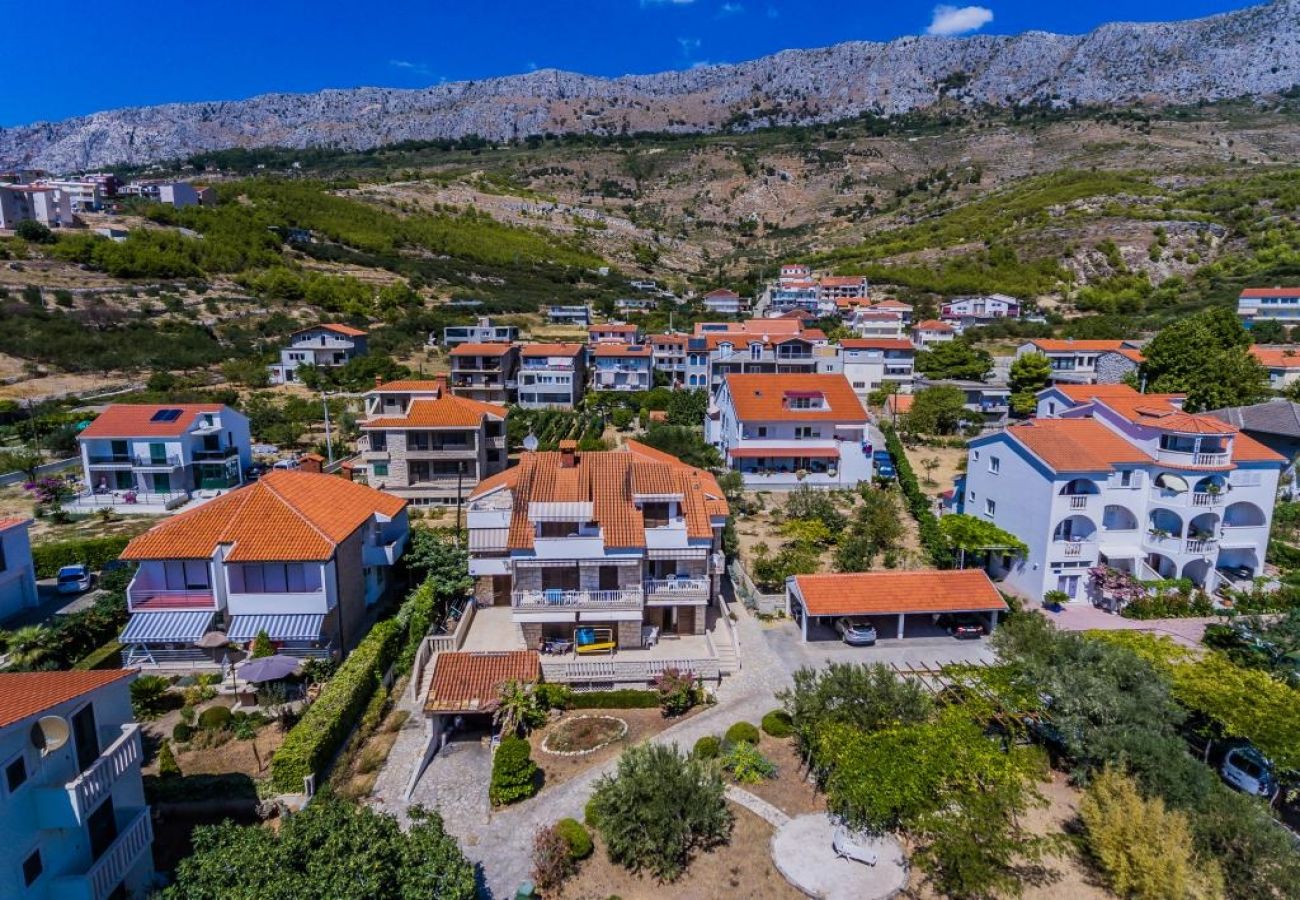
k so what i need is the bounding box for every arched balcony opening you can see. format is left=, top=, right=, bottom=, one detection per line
left=1181, top=558, right=1213, bottom=588
left=1223, top=501, right=1266, bottom=528
left=1148, top=508, right=1184, bottom=538
left=1187, top=512, right=1220, bottom=541
left=1216, top=548, right=1260, bottom=588
left=1102, top=505, right=1139, bottom=532
left=1059, top=478, right=1100, bottom=496
left=1145, top=553, right=1178, bottom=580
left=1053, top=515, right=1097, bottom=543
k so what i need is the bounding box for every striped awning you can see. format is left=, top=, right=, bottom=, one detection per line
left=120, top=611, right=215, bottom=644
left=647, top=548, right=708, bottom=559
left=228, top=614, right=325, bottom=642
left=469, top=528, right=510, bottom=552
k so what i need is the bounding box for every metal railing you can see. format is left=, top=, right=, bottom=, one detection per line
left=644, top=577, right=709, bottom=595
left=86, top=808, right=152, bottom=900
left=513, top=588, right=643, bottom=609
left=540, top=657, right=721, bottom=683
left=70, top=725, right=141, bottom=821
left=192, top=446, right=238, bottom=460
left=133, top=454, right=183, bottom=467
left=127, top=588, right=217, bottom=611
left=1185, top=538, right=1218, bottom=554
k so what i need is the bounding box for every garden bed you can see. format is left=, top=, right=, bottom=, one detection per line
left=540, top=715, right=628, bottom=756
left=729, top=735, right=826, bottom=818
left=527, top=707, right=698, bottom=791
left=558, top=803, right=802, bottom=899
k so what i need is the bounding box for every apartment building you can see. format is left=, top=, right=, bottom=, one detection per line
left=964, top=384, right=1284, bottom=603
left=0, top=670, right=153, bottom=900
left=649, top=334, right=692, bottom=387
left=839, top=339, right=915, bottom=397
left=1015, top=339, right=1146, bottom=384
left=268, top=323, right=368, bottom=385
left=873, top=298, right=914, bottom=324
left=695, top=319, right=840, bottom=391
left=912, top=319, right=957, bottom=348
left=156, top=183, right=211, bottom=207
left=465, top=441, right=730, bottom=682
left=1237, top=286, right=1300, bottom=327
left=37, top=179, right=104, bottom=212
left=439, top=317, right=519, bottom=348
left=359, top=378, right=509, bottom=504
left=545, top=305, right=591, bottom=326
left=941, top=293, right=1021, bottom=325
left=817, top=275, right=869, bottom=300
left=517, top=344, right=587, bottom=409
left=76, top=404, right=252, bottom=509
left=588, top=323, right=641, bottom=345
left=0, top=185, right=72, bottom=229
left=449, top=342, right=519, bottom=404
left=701, top=289, right=743, bottom=315
left=117, top=471, right=408, bottom=667
left=1249, top=346, right=1300, bottom=389
left=847, top=309, right=906, bottom=340
left=591, top=344, right=654, bottom=393
left=769, top=278, right=821, bottom=314
left=707, top=373, right=872, bottom=488
left=0, top=518, right=38, bottom=623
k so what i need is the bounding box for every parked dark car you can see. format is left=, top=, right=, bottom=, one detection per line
left=872, top=450, right=895, bottom=479
left=935, top=612, right=986, bottom=639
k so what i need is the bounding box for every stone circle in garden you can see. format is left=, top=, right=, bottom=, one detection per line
left=771, top=813, right=908, bottom=900
left=540, top=715, right=629, bottom=756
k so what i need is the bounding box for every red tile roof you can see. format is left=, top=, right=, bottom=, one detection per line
left=0, top=670, right=135, bottom=728
left=364, top=393, right=506, bottom=428
left=914, top=319, right=954, bottom=332
left=520, top=343, right=585, bottom=358
left=704, top=289, right=739, bottom=299
left=724, top=374, right=866, bottom=423
left=589, top=323, right=639, bottom=333
left=372, top=380, right=448, bottom=392
left=1027, top=339, right=1131, bottom=353
left=450, top=342, right=515, bottom=357
left=122, top=471, right=406, bottom=562
left=840, top=339, right=914, bottom=351
left=792, top=570, right=1006, bottom=617
left=872, top=299, right=912, bottom=309
left=1047, top=384, right=1181, bottom=404
left=1004, top=418, right=1153, bottom=473
left=295, top=323, right=367, bottom=337
left=593, top=344, right=653, bottom=358
left=0, top=517, right=31, bottom=533
left=1096, top=396, right=1237, bottom=435
left=79, top=404, right=227, bottom=439
left=424, top=651, right=540, bottom=713
left=819, top=276, right=866, bottom=287
left=1240, top=287, right=1300, bottom=298
left=1250, top=346, right=1300, bottom=369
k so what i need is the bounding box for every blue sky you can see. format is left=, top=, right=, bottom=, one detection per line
left=2, top=0, right=1263, bottom=126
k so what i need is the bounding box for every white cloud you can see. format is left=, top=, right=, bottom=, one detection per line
left=678, top=36, right=702, bottom=56
left=389, top=59, right=432, bottom=76
left=718, top=2, right=744, bottom=15
left=925, top=5, right=993, bottom=36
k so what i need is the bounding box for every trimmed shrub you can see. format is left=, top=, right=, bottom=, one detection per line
left=172, top=722, right=195, bottom=743
left=31, top=534, right=132, bottom=578
left=532, top=823, right=577, bottom=891
left=158, top=740, right=181, bottom=777
left=556, top=817, right=593, bottom=860
left=693, top=735, right=721, bottom=760
left=584, top=795, right=601, bottom=829
left=761, top=710, right=794, bottom=738
left=270, top=617, right=403, bottom=792
left=654, top=667, right=698, bottom=718
left=569, top=689, right=658, bottom=709
left=535, top=683, right=574, bottom=711
left=489, top=736, right=539, bottom=806
left=198, top=705, right=232, bottom=730
left=722, top=741, right=778, bottom=784
left=724, top=721, right=760, bottom=746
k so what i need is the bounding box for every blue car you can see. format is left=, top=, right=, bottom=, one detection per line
left=872, top=450, right=895, bottom=479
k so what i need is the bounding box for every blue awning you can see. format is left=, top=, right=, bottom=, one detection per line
left=228, top=614, right=326, bottom=642
left=120, top=610, right=215, bottom=644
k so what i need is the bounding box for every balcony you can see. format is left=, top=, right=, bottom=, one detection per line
left=513, top=588, right=644, bottom=611
left=644, top=577, right=709, bottom=602
left=363, top=532, right=407, bottom=567
left=35, top=725, right=142, bottom=830
left=49, top=806, right=152, bottom=900
left=1156, top=448, right=1230, bottom=467
left=1185, top=538, right=1218, bottom=554
left=1052, top=540, right=1096, bottom=560
left=85, top=454, right=133, bottom=466
left=1191, top=491, right=1224, bottom=507
left=404, top=445, right=477, bottom=459
left=127, top=587, right=218, bottom=612
left=192, top=445, right=239, bottom=461
left=226, top=589, right=329, bottom=616
left=532, top=534, right=605, bottom=559
left=132, top=453, right=183, bottom=468
left=1067, top=495, right=1091, bottom=510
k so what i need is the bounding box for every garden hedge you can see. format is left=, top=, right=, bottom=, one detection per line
left=883, top=424, right=953, bottom=568
left=72, top=639, right=123, bottom=670
left=761, top=710, right=794, bottom=738
left=569, top=689, right=659, bottom=709
left=489, top=736, right=539, bottom=806
left=270, top=617, right=403, bottom=792
left=31, top=534, right=132, bottom=578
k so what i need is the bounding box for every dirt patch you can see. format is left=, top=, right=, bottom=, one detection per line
left=731, top=735, right=826, bottom=818
left=0, top=485, right=158, bottom=542
left=901, top=443, right=967, bottom=500
left=530, top=707, right=699, bottom=791
left=541, top=715, right=628, bottom=755
left=559, top=803, right=803, bottom=900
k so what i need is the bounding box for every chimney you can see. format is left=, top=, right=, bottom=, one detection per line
left=559, top=439, right=578, bottom=469
left=299, top=453, right=324, bottom=474
left=375, top=375, right=384, bottom=388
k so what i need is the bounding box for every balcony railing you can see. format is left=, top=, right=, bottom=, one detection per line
left=49, top=806, right=152, bottom=900
left=644, top=577, right=709, bottom=597
left=1068, top=495, right=1091, bottom=509
left=1191, top=492, right=1224, bottom=507
left=192, top=445, right=238, bottom=461
left=85, top=454, right=133, bottom=465
left=513, top=588, right=644, bottom=610
left=541, top=656, right=721, bottom=683
left=1156, top=447, right=1230, bottom=467
left=35, top=725, right=141, bottom=830
left=133, top=453, right=183, bottom=468
left=127, top=588, right=218, bottom=612
left=1053, top=539, right=1095, bottom=558
left=1185, top=538, right=1218, bottom=554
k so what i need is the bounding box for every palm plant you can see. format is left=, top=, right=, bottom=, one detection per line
left=3, top=625, right=51, bottom=670
left=494, top=679, right=544, bottom=736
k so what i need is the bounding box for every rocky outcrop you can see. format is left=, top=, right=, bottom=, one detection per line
left=4, top=0, right=1299, bottom=170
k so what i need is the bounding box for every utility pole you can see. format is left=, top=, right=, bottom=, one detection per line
left=321, top=392, right=334, bottom=465
left=455, top=461, right=465, bottom=548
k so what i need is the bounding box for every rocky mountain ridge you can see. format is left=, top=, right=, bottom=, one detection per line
left=3, top=0, right=1299, bottom=171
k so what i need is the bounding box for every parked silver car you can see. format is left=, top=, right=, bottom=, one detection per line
left=1220, top=745, right=1277, bottom=798
left=834, top=617, right=878, bottom=646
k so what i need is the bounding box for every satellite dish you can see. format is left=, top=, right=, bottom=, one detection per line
left=31, top=716, right=70, bottom=756
left=522, top=432, right=539, bottom=453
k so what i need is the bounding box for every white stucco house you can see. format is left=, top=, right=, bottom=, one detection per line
left=707, top=373, right=873, bottom=489
left=0, top=518, right=38, bottom=623
left=964, top=384, right=1285, bottom=603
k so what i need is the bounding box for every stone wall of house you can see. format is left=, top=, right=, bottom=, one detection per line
left=1095, top=352, right=1139, bottom=385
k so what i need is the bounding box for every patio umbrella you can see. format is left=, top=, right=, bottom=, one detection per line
left=194, top=630, right=229, bottom=649
left=238, top=654, right=302, bottom=683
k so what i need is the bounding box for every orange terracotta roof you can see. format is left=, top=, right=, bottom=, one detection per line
left=704, top=289, right=739, bottom=299
left=836, top=297, right=875, bottom=308
left=872, top=299, right=912, bottom=309
left=650, top=333, right=688, bottom=345
left=792, top=570, right=1007, bottom=617
left=1004, top=418, right=1152, bottom=473
left=1028, top=339, right=1131, bottom=353
left=520, top=343, right=585, bottom=357
left=371, top=379, right=447, bottom=392
left=121, top=471, right=406, bottom=562
left=296, top=322, right=367, bottom=337
left=424, top=651, right=540, bottom=713
left=0, top=670, right=135, bottom=728
left=1233, top=432, right=1288, bottom=463
left=589, top=323, right=639, bottom=333
left=840, top=339, right=913, bottom=351
left=1240, top=287, right=1300, bottom=298
left=79, top=404, right=227, bottom=439
left=1046, top=384, right=1181, bottom=404
left=0, top=516, right=31, bottom=532
left=724, top=374, right=867, bottom=423
left=1096, top=396, right=1236, bottom=435
left=1250, top=346, right=1300, bottom=369
left=914, top=319, right=954, bottom=332
left=450, top=342, right=515, bottom=357
left=593, top=344, right=653, bottom=358
left=776, top=309, right=817, bottom=320
left=819, top=276, right=866, bottom=287
left=1108, top=347, right=1145, bottom=363
left=849, top=310, right=902, bottom=320
left=885, top=393, right=915, bottom=415
left=364, top=394, right=506, bottom=428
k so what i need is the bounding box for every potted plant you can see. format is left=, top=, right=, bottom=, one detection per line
left=1042, top=589, right=1069, bottom=612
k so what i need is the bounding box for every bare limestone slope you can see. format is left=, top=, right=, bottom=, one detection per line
left=3, top=0, right=1299, bottom=170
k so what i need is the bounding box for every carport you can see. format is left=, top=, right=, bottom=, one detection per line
left=786, top=570, right=1007, bottom=643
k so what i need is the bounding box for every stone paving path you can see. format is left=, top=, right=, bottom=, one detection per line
left=725, top=785, right=791, bottom=828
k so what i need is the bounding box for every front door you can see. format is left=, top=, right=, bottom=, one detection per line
left=114, top=470, right=134, bottom=490
left=153, top=472, right=171, bottom=494
left=662, top=606, right=679, bottom=634
left=1056, top=575, right=1080, bottom=600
